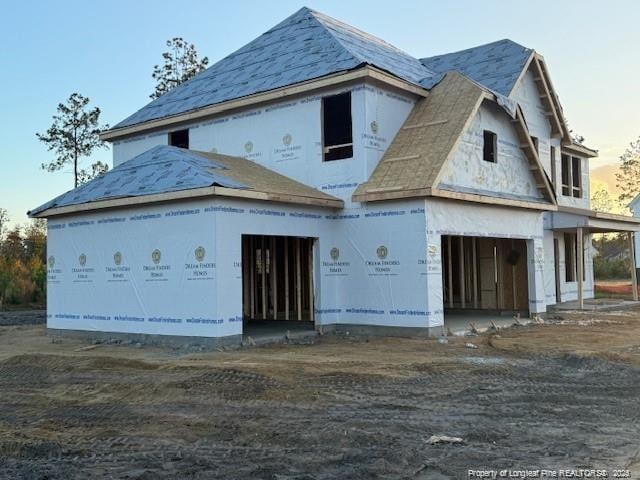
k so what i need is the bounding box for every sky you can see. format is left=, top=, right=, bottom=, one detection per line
left=1, top=0, right=639, bottom=228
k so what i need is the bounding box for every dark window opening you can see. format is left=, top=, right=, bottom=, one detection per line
left=322, top=92, right=353, bottom=161
left=561, top=154, right=570, bottom=196
left=169, top=129, right=189, bottom=149
left=571, top=156, right=582, bottom=198
left=483, top=130, right=497, bottom=163
left=564, top=232, right=576, bottom=282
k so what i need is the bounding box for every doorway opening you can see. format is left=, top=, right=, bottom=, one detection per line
left=442, top=236, right=529, bottom=320
left=241, top=235, right=315, bottom=329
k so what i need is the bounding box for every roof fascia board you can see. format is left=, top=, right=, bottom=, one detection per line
left=353, top=185, right=556, bottom=211
left=557, top=205, right=640, bottom=224
left=352, top=187, right=433, bottom=203
left=431, top=187, right=557, bottom=211
left=530, top=57, right=564, bottom=139
left=562, top=143, right=598, bottom=158
left=101, top=66, right=428, bottom=142
left=513, top=105, right=557, bottom=204
left=533, top=53, right=571, bottom=142
left=31, top=186, right=344, bottom=218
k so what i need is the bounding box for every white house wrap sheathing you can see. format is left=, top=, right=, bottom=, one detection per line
left=425, top=198, right=547, bottom=320
left=46, top=197, right=434, bottom=339
left=438, top=101, right=545, bottom=203
left=112, top=83, right=417, bottom=208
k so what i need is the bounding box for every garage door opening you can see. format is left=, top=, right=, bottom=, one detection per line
left=242, top=235, right=315, bottom=334
left=442, top=236, right=529, bottom=321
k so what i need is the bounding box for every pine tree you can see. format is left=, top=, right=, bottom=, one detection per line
left=36, top=93, right=109, bottom=188
left=151, top=37, right=209, bottom=99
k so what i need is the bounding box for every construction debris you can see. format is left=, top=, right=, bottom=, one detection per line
left=427, top=435, right=464, bottom=445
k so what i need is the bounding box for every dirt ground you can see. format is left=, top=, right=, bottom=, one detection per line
left=1, top=309, right=640, bottom=479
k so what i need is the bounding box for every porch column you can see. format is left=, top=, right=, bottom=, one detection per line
left=526, top=238, right=546, bottom=315
left=629, top=232, right=638, bottom=301
left=577, top=227, right=584, bottom=310
left=426, top=232, right=444, bottom=329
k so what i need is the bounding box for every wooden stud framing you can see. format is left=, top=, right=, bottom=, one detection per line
left=472, top=237, right=478, bottom=309
left=285, top=237, right=290, bottom=320
left=295, top=238, right=302, bottom=321
left=459, top=236, right=466, bottom=308
left=271, top=237, right=277, bottom=320
left=308, top=239, right=315, bottom=323
left=249, top=237, right=255, bottom=319
left=447, top=236, right=453, bottom=308
left=242, top=237, right=249, bottom=317
left=629, top=233, right=638, bottom=302
left=577, top=227, right=584, bottom=310
left=261, top=236, right=267, bottom=320
left=511, top=239, right=517, bottom=310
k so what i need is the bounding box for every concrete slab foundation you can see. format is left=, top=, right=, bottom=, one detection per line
left=325, top=324, right=442, bottom=338
left=47, top=328, right=242, bottom=349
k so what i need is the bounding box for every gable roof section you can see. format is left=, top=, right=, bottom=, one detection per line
left=353, top=72, right=486, bottom=202
left=110, top=7, right=435, bottom=132
left=352, top=71, right=556, bottom=208
left=420, top=39, right=533, bottom=97
left=29, top=145, right=342, bottom=217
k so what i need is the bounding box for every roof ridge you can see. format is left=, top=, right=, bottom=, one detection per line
left=421, top=38, right=530, bottom=62
left=308, top=9, right=410, bottom=58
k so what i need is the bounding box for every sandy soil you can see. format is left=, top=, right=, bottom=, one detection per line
left=0, top=309, right=639, bottom=479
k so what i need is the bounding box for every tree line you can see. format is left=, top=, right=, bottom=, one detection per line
left=0, top=38, right=209, bottom=310
left=0, top=209, right=47, bottom=308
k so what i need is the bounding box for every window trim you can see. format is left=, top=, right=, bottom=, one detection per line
left=560, top=152, right=583, bottom=198
left=571, top=156, right=582, bottom=198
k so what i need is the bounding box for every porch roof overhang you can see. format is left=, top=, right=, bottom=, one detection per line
left=547, top=206, right=640, bottom=233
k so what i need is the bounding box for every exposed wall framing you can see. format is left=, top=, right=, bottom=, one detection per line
left=242, top=235, right=315, bottom=322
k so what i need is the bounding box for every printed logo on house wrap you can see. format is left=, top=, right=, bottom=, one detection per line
left=419, top=244, right=442, bottom=275
left=47, top=255, right=62, bottom=283
left=72, top=253, right=94, bottom=283
left=367, top=245, right=400, bottom=276
left=274, top=134, right=301, bottom=161
left=370, top=120, right=379, bottom=134
left=106, top=251, right=130, bottom=283
left=144, top=249, right=170, bottom=282
left=322, top=247, right=350, bottom=276
left=244, top=141, right=253, bottom=153
left=186, top=246, right=215, bottom=280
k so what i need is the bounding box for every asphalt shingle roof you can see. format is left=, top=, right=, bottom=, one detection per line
left=114, top=7, right=436, bottom=129
left=420, top=39, right=533, bottom=97
left=29, top=145, right=340, bottom=216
